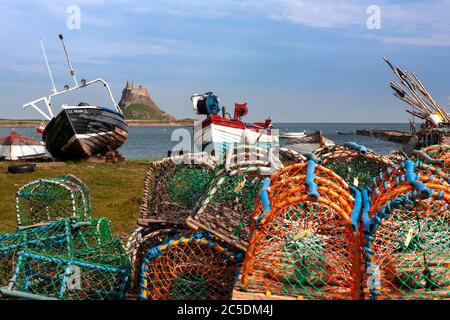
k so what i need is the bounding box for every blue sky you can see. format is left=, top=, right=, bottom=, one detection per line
left=0, top=0, right=449, bottom=122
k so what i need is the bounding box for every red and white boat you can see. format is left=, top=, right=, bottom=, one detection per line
left=192, top=92, right=275, bottom=158
left=0, top=130, right=47, bottom=160
left=36, top=122, right=46, bottom=135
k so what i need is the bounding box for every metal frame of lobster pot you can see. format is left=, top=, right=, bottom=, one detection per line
left=16, top=174, right=92, bottom=229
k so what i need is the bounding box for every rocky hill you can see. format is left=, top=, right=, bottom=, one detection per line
left=118, top=82, right=176, bottom=121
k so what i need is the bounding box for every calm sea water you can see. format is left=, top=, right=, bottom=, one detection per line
left=0, top=123, right=412, bottom=160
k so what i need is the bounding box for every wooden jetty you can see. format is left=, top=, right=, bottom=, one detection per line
left=356, top=129, right=412, bottom=144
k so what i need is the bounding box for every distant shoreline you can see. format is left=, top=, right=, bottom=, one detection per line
left=0, top=119, right=196, bottom=128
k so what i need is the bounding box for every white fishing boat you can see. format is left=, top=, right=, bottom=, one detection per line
left=284, top=131, right=334, bottom=155
left=192, top=92, right=275, bottom=159
left=0, top=130, right=47, bottom=161
left=279, top=131, right=307, bottom=139
left=23, top=35, right=128, bottom=160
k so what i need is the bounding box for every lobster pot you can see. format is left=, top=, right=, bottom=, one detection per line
left=0, top=232, right=24, bottom=288
left=140, top=154, right=216, bottom=219
left=237, top=162, right=362, bottom=300
left=71, top=217, right=114, bottom=251
left=1, top=219, right=112, bottom=286
left=314, top=144, right=392, bottom=189
left=127, top=226, right=196, bottom=295
left=10, top=238, right=130, bottom=300
left=420, top=144, right=450, bottom=170
left=362, top=161, right=450, bottom=300
left=16, top=175, right=92, bottom=228
left=187, top=145, right=277, bottom=251
left=188, top=171, right=263, bottom=251
left=140, top=233, right=242, bottom=300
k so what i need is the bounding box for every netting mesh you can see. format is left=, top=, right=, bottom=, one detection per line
left=141, top=154, right=216, bottom=217
left=140, top=233, right=242, bottom=300
left=188, top=145, right=279, bottom=250
left=0, top=218, right=130, bottom=300
left=16, top=174, right=92, bottom=228
left=126, top=226, right=197, bottom=296
left=362, top=161, right=450, bottom=300
left=315, top=144, right=392, bottom=189
left=239, top=162, right=362, bottom=300
left=420, top=144, right=450, bottom=170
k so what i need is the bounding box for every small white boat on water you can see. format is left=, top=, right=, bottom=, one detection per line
left=284, top=131, right=334, bottom=154
left=279, top=131, right=307, bottom=139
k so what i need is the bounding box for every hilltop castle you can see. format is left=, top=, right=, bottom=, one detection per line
left=119, top=82, right=151, bottom=110
left=118, top=82, right=176, bottom=121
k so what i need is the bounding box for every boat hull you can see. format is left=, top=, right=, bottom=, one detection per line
left=194, top=116, right=274, bottom=159
left=43, top=107, right=128, bottom=160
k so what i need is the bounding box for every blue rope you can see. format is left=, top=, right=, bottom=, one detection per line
left=306, top=160, right=320, bottom=199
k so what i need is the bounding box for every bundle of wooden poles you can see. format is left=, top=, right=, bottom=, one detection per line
left=384, top=57, right=450, bottom=123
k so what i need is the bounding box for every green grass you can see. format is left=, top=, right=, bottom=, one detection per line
left=0, top=160, right=153, bottom=238
left=124, top=103, right=172, bottom=121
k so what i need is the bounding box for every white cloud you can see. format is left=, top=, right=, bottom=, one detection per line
left=269, top=0, right=450, bottom=46
left=269, top=0, right=366, bottom=28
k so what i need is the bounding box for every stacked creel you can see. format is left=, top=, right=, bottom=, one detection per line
left=132, top=147, right=282, bottom=300
left=126, top=226, right=197, bottom=296
left=314, top=142, right=393, bottom=189
left=420, top=144, right=450, bottom=171
left=140, top=153, right=217, bottom=220
left=140, top=232, right=243, bottom=300
left=187, top=145, right=281, bottom=251
left=0, top=175, right=130, bottom=300
left=128, top=153, right=217, bottom=297
left=361, top=160, right=450, bottom=300
left=236, top=161, right=363, bottom=300
left=16, top=174, right=92, bottom=229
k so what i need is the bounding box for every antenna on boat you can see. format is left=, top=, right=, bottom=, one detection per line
left=40, top=39, right=57, bottom=94
left=59, top=34, right=78, bottom=87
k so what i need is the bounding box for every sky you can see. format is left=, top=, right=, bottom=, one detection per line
left=0, top=0, right=449, bottom=122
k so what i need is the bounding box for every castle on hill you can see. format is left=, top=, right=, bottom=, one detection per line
left=118, top=81, right=176, bottom=121
left=124, top=81, right=150, bottom=99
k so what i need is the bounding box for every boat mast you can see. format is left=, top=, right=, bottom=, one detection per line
left=40, top=39, right=57, bottom=94
left=59, top=34, right=78, bottom=87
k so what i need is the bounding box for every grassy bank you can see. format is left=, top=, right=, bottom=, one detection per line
left=0, top=119, right=43, bottom=128
left=0, top=160, right=152, bottom=237
left=0, top=119, right=195, bottom=128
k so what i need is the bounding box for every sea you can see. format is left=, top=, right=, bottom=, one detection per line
left=0, top=123, right=412, bottom=160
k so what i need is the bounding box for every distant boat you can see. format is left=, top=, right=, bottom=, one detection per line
left=23, top=35, right=128, bottom=160
left=280, top=131, right=307, bottom=139
left=0, top=130, right=47, bottom=160
left=192, top=92, right=274, bottom=159
left=284, top=131, right=334, bottom=155
left=36, top=122, right=46, bottom=135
